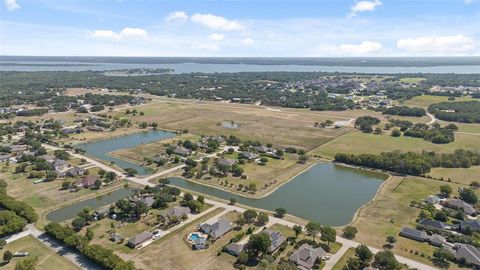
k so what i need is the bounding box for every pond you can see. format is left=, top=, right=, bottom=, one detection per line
left=46, top=187, right=135, bottom=222
left=168, top=163, right=386, bottom=226
left=70, top=129, right=387, bottom=226
left=75, top=130, right=176, bottom=175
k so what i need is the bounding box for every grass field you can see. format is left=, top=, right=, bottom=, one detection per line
left=401, top=95, right=477, bottom=109
left=332, top=247, right=355, bottom=270
left=428, top=166, right=480, bottom=185
left=1, top=236, right=80, bottom=270
left=399, top=77, right=425, bottom=84
left=348, top=176, right=475, bottom=270
left=115, top=99, right=349, bottom=151
left=314, top=130, right=480, bottom=159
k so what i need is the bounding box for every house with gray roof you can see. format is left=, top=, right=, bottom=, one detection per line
left=200, top=217, right=231, bottom=240
left=0, top=154, right=11, bottom=162
left=444, top=199, right=477, bottom=215
left=289, top=243, right=326, bottom=270
left=262, top=229, right=286, bottom=253
left=164, top=206, right=191, bottom=218
left=49, top=158, right=69, bottom=172
left=240, top=152, right=259, bottom=160
left=131, top=195, right=155, bottom=208
left=173, top=146, right=191, bottom=156
left=460, top=220, right=480, bottom=233
left=453, top=243, right=480, bottom=269
left=424, top=195, right=442, bottom=205
left=399, top=227, right=428, bottom=242
left=67, top=167, right=85, bottom=177
left=75, top=175, right=98, bottom=188
left=428, top=234, right=447, bottom=247
left=254, top=145, right=270, bottom=153
left=226, top=243, right=245, bottom=256
left=128, top=231, right=153, bottom=249
left=418, top=219, right=446, bottom=230
left=217, top=158, right=236, bottom=167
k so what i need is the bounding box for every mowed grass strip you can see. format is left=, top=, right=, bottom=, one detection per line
left=1, top=236, right=80, bottom=270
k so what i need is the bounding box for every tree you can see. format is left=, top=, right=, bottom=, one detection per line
left=54, top=150, right=70, bottom=160
left=274, top=207, right=287, bottom=218
left=61, top=181, right=71, bottom=190
left=373, top=250, right=401, bottom=270
left=355, top=244, right=373, bottom=264
left=293, top=225, right=303, bottom=238
left=183, top=193, right=193, bottom=202
left=243, top=210, right=258, bottom=223
left=434, top=211, right=448, bottom=222
left=320, top=226, right=336, bottom=246
left=0, top=239, right=6, bottom=249
left=124, top=168, right=137, bottom=177
left=391, top=129, right=401, bottom=137
left=3, top=250, right=12, bottom=262
left=343, top=258, right=361, bottom=270
left=305, top=221, right=321, bottom=241
left=197, top=195, right=204, bottom=204
left=85, top=227, right=94, bottom=241
left=139, top=122, right=148, bottom=129
left=15, top=256, right=39, bottom=270
left=343, top=226, right=358, bottom=239
left=246, top=233, right=272, bottom=259
left=237, top=251, right=249, bottom=265
left=418, top=210, right=432, bottom=220
left=229, top=198, right=236, bottom=205
left=94, top=179, right=102, bottom=190
left=460, top=188, right=478, bottom=204
left=234, top=216, right=246, bottom=228
left=386, top=236, right=397, bottom=248
left=72, top=217, right=87, bottom=231
left=433, top=248, right=453, bottom=268
left=185, top=200, right=202, bottom=213
left=257, top=212, right=269, bottom=225
left=439, top=184, right=452, bottom=197
left=45, top=171, right=58, bottom=181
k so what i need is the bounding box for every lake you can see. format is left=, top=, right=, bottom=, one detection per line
left=68, top=129, right=387, bottom=226
left=1, top=61, right=479, bottom=74
left=75, top=130, right=176, bottom=175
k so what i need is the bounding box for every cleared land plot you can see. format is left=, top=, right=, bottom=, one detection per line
left=428, top=166, right=480, bottom=185
left=315, top=131, right=480, bottom=158
left=125, top=208, right=240, bottom=270
left=402, top=95, right=476, bottom=109
left=117, top=100, right=349, bottom=150
left=1, top=236, right=80, bottom=270
left=349, top=176, right=476, bottom=270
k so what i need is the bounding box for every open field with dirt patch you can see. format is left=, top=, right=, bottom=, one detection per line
left=314, top=130, right=480, bottom=159
left=1, top=236, right=80, bottom=270
left=428, top=166, right=480, bottom=185
left=113, top=99, right=350, bottom=151
left=348, top=176, right=476, bottom=270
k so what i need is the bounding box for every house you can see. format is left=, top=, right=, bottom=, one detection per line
left=240, top=152, right=259, bottom=160
left=262, top=230, right=286, bottom=253
left=110, top=233, right=122, bottom=243
left=226, top=243, right=245, bottom=256
left=199, top=217, right=231, bottom=240
left=444, top=199, right=477, bottom=215
left=211, top=135, right=225, bottom=143
left=428, top=234, right=447, bottom=247
left=16, top=126, right=28, bottom=133
left=453, top=243, right=480, bottom=269
left=289, top=243, right=327, bottom=270
left=50, top=159, right=69, bottom=172
left=0, top=154, right=11, bottom=162
left=254, top=145, right=270, bottom=153
left=67, top=167, right=85, bottom=177
left=217, top=158, right=236, bottom=167
left=164, top=206, right=191, bottom=218
left=399, top=227, right=428, bottom=242
left=418, top=219, right=446, bottom=230
left=9, top=144, right=28, bottom=154
left=75, top=175, right=98, bottom=188
left=424, top=195, right=442, bottom=205
left=173, top=146, right=191, bottom=156
left=87, top=126, right=106, bottom=132
left=127, top=232, right=154, bottom=249
left=131, top=195, right=155, bottom=208
left=460, top=220, right=480, bottom=233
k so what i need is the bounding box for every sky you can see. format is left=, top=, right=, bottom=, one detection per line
left=0, top=0, right=479, bottom=57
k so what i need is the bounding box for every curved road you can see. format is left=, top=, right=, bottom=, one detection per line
left=426, top=112, right=436, bottom=125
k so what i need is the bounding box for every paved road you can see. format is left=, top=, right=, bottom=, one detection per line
left=3, top=224, right=101, bottom=270
left=43, top=144, right=438, bottom=270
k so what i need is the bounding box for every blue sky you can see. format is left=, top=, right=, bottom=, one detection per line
left=0, top=0, right=479, bottom=56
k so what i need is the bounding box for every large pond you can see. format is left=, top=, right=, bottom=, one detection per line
left=169, top=163, right=386, bottom=226
left=46, top=187, right=135, bottom=222
left=67, top=129, right=387, bottom=226
left=75, top=130, right=176, bottom=175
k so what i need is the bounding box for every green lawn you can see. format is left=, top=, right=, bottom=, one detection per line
left=314, top=130, right=480, bottom=158
left=332, top=247, right=355, bottom=270
left=428, top=166, right=480, bottom=185
left=402, top=95, right=476, bottom=109
left=1, top=236, right=80, bottom=270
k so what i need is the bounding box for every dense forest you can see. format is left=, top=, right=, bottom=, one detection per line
left=428, top=101, right=480, bottom=123
left=383, top=106, right=426, bottom=117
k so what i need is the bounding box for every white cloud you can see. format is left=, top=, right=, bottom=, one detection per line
left=208, top=33, right=225, bottom=41
left=397, top=34, right=476, bottom=54
left=191, top=13, right=245, bottom=31
left=349, top=0, right=382, bottom=17
left=5, top=0, right=20, bottom=11
left=339, top=41, right=383, bottom=54
left=464, top=0, right=477, bottom=3
left=90, top=27, right=148, bottom=41
left=241, top=37, right=254, bottom=45
left=165, top=11, right=188, bottom=22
